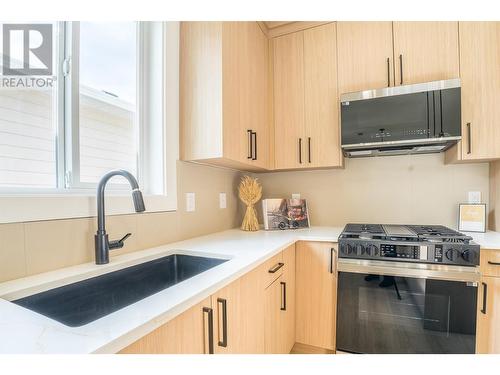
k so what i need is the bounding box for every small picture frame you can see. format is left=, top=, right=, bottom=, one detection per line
left=458, top=203, right=486, bottom=233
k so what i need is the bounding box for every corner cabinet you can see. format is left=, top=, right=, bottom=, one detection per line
left=476, top=250, right=500, bottom=353
left=445, top=22, right=500, bottom=163
left=273, top=23, right=342, bottom=170
left=180, top=22, right=270, bottom=171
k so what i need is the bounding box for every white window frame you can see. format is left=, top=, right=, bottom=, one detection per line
left=0, top=21, right=179, bottom=223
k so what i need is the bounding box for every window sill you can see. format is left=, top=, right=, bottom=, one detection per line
left=0, top=193, right=177, bottom=224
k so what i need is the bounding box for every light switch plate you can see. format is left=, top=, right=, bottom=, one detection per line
left=468, top=191, right=481, bottom=204
left=292, top=193, right=301, bottom=200
left=186, top=192, right=195, bottom=212
left=219, top=192, right=227, bottom=209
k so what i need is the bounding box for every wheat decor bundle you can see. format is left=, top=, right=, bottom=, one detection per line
left=238, top=175, right=262, bottom=231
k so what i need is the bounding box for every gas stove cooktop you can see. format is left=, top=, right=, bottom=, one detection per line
left=339, top=224, right=480, bottom=266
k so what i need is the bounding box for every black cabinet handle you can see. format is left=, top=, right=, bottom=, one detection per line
left=330, top=248, right=336, bottom=274
left=308, top=137, right=311, bottom=163
left=399, top=54, right=403, bottom=85
left=217, top=298, right=228, bottom=347
left=203, top=307, right=214, bottom=354
left=298, top=138, right=302, bottom=164
left=268, top=262, right=284, bottom=273
left=247, top=129, right=252, bottom=159
left=467, top=123, right=472, bottom=155
left=387, top=57, right=390, bottom=87
left=488, top=261, right=500, bottom=266
left=481, top=282, right=488, bottom=314
left=280, top=281, right=286, bottom=311
left=252, top=131, right=257, bottom=160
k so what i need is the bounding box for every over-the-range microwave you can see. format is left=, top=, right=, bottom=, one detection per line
left=340, top=78, right=461, bottom=157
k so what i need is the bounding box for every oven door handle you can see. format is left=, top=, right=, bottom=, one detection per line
left=337, top=258, right=480, bottom=283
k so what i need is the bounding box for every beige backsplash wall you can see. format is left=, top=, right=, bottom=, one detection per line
left=256, top=154, right=489, bottom=228
left=0, top=161, right=242, bottom=283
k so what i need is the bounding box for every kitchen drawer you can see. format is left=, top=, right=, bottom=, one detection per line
left=262, top=251, right=284, bottom=288
left=480, top=249, right=500, bottom=277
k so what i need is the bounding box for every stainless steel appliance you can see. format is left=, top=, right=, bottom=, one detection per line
left=336, top=223, right=480, bottom=354
left=340, top=79, right=461, bottom=157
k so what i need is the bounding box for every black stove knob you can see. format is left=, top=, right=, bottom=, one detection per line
left=462, top=249, right=477, bottom=264
left=445, top=249, right=460, bottom=262
left=355, top=244, right=364, bottom=255
left=341, top=243, right=353, bottom=255
left=364, top=244, right=379, bottom=257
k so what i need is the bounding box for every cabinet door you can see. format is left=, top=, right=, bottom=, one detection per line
left=458, top=22, right=500, bottom=161
left=273, top=31, right=306, bottom=170
left=282, top=244, right=296, bottom=352
left=337, top=21, right=394, bottom=93
left=265, top=275, right=285, bottom=354
left=296, top=241, right=337, bottom=350
left=476, top=276, right=500, bottom=353
left=212, top=265, right=265, bottom=353
left=119, top=297, right=212, bottom=354
left=304, top=23, right=342, bottom=168
left=222, top=22, right=269, bottom=169
left=393, top=22, right=459, bottom=85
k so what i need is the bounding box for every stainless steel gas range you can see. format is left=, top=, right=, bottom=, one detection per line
left=336, top=223, right=481, bottom=354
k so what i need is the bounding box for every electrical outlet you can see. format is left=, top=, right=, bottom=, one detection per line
left=292, top=193, right=301, bottom=200
left=219, top=192, right=227, bottom=209
left=468, top=191, right=481, bottom=204
left=186, top=192, right=196, bottom=212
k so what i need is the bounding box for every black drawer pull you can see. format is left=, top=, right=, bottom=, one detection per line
left=386, top=57, right=390, bottom=87
left=330, top=248, right=336, bottom=274
left=487, top=261, right=500, bottom=266
left=268, top=262, right=284, bottom=274
left=247, top=129, right=252, bottom=159
left=399, top=54, right=403, bottom=85
left=202, top=307, right=214, bottom=354
left=481, top=282, right=488, bottom=314
left=298, top=138, right=302, bottom=164
left=280, top=281, right=286, bottom=311
left=308, top=137, right=311, bottom=163
left=467, top=123, right=472, bottom=155
left=268, top=262, right=285, bottom=273
left=217, top=298, right=228, bottom=347
left=252, top=131, right=257, bottom=160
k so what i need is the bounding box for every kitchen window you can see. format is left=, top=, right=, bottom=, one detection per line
left=0, top=21, right=179, bottom=222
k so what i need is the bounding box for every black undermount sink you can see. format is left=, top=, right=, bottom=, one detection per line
left=13, top=254, right=228, bottom=327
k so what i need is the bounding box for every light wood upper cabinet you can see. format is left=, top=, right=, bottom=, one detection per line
left=295, top=241, right=337, bottom=351
left=273, top=23, right=342, bottom=170
left=476, top=276, right=500, bottom=353
left=304, top=23, right=342, bottom=169
left=393, top=22, right=460, bottom=85
left=273, top=31, right=305, bottom=170
left=180, top=22, right=270, bottom=171
left=451, top=22, right=500, bottom=162
left=119, top=297, right=212, bottom=354
left=337, top=22, right=395, bottom=93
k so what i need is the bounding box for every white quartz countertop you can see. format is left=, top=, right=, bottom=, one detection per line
left=0, top=226, right=342, bottom=354
left=1, top=225, right=500, bottom=354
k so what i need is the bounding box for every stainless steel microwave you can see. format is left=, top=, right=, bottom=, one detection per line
left=340, top=79, right=461, bottom=157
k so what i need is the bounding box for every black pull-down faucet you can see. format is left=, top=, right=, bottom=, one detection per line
left=95, top=170, right=146, bottom=265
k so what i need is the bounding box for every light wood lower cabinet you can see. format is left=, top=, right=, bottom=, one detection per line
left=264, top=244, right=296, bottom=354
left=476, top=276, right=500, bottom=353
left=211, top=265, right=266, bottom=353
left=295, top=241, right=337, bottom=351
left=119, top=297, right=212, bottom=354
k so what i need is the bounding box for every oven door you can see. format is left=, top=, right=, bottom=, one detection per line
left=336, top=259, right=479, bottom=354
